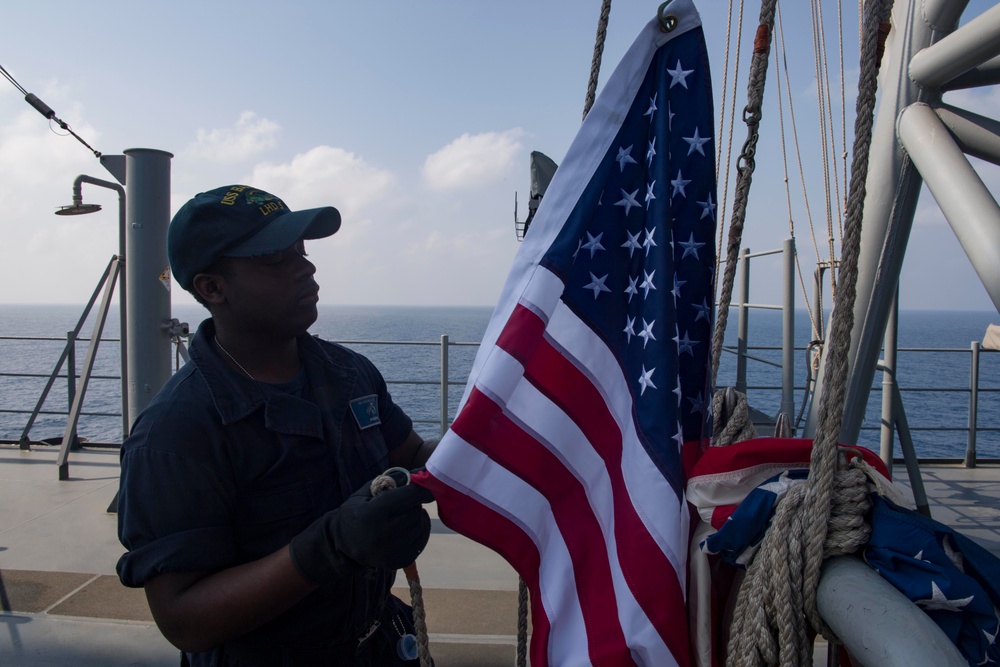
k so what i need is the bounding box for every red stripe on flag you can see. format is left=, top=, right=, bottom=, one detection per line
left=498, top=305, right=691, bottom=663
left=450, top=388, right=635, bottom=666
left=412, top=470, right=552, bottom=667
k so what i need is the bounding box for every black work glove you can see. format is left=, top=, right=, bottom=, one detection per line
left=289, top=477, right=434, bottom=585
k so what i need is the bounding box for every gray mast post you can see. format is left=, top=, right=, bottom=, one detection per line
left=804, top=0, right=971, bottom=441
left=119, top=148, right=174, bottom=428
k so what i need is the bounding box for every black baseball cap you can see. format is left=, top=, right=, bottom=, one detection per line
left=168, top=185, right=341, bottom=290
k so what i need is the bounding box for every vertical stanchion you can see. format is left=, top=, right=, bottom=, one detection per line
left=440, top=335, right=449, bottom=437
left=780, top=239, right=795, bottom=424
left=965, top=341, right=980, bottom=468
left=880, top=291, right=899, bottom=473
left=66, top=331, right=76, bottom=418
left=736, top=248, right=750, bottom=395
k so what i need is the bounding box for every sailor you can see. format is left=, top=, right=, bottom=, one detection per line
left=115, top=184, right=437, bottom=666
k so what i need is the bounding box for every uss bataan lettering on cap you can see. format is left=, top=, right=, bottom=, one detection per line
left=349, top=395, right=381, bottom=430
left=218, top=185, right=288, bottom=216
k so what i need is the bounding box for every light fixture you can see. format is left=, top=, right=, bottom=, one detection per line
left=55, top=201, right=102, bottom=215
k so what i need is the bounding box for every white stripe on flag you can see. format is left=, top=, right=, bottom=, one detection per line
left=425, top=435, right=591, bottom=666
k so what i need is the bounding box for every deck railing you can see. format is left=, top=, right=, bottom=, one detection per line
left=1, top=330, right=996, bottom=466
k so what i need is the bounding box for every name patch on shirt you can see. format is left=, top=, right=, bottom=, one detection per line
left=350, top=395, right=381, bottom=430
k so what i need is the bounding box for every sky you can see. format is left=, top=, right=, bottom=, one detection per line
left=1, top=1, right=997, bottom=312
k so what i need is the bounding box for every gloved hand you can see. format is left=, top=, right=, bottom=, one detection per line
left=289, top=477, right=434, bottom=585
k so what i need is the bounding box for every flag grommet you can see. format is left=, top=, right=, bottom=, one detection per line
left=658, top=2, right=678, bottom=32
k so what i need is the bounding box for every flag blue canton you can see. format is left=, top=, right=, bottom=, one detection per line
left=865, top=496, right=1000, bottom=665
left=540, top=29, right=716, bottom=493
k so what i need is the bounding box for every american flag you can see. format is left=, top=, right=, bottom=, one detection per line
left=413, top=2, right=715, bottom=664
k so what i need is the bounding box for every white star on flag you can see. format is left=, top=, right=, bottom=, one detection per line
left=621, top=230, right=642, bottom=257
left=638, top=318, right=656, bottom=348
left=625, top=275, right=639, bottom=302
left=643, top=226, right=657, bottom=255
left=623, top=315, right=636, bottom=342
left=644, top=92, right=657, bottom=118
left=679, top=232, right=706, bottom=259
left=616, top=145, right=638, bottom=172
left=615, top=188, right=641, bottom=216
left=638, top=365, right=656, bottom=395
left=697, top=193, right=716, bottom=220
left=581, top=232, right=605, bottom=258
left=584, top=272, right=611, bottom=299
left=682, top=127, right=710, bottom=156
left=916, top=581, right=975, bottom=612
left=667, top=59, right=694, bottom=88
left=671, top=170, right=692, bottom=198
left=641, top=270, right=657, bottom=298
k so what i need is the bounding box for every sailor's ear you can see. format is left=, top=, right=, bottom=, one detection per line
left=191, top=272, right=227, bottom=305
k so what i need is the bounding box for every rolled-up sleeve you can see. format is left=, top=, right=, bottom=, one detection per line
left=116, top=403, right=236, bottom=587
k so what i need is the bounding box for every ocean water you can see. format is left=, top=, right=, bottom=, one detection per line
left=0, top=304, right=996, bottom=460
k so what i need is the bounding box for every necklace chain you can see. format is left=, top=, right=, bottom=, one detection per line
left=214, top=336, right=256, bottom=381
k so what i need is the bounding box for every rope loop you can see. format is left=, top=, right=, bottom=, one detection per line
left=371, top=467, right=432, bottom=667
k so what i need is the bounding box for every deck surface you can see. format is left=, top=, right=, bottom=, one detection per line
left=1, top=444, right=997, bottom=665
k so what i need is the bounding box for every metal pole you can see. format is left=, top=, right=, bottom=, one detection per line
left=897, top=103, right=1000, bottom=311
left=440, top=335, right=449, bottom=437
left=812, top=266, right=824, bottom=341
left=818, top=556, right=967, bottom=666
left=66, top=330, right=76, bottom=424
left=736, top=248, right=749, bottom=395
left=57, top=258, right=121, bottom=480
left=965, top=341, right=980, bottom=468
left=908, top=3, right=1000, bottom=90
left=780, top=239, right=795, bottom=423
left=71, top=175, right=129, bottom=439
left=892, top=386, right=931, bottom=518
left=123, top=148, right=173, bottom=427
left=880, top=291, right=899, bottom=472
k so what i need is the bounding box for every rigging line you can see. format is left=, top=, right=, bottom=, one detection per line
left=774, top=6, right=821, bottom=343
left=817, top=0, right=846, bottom=247
left=838, top=0, right=849, bottom=225
left=714, top=0, right=746, bottom=288
left=778, top=9, right=824, bottom=278
left=715, top=0, right=737, bottom=187
left=0, top=63, right=29, bottom=95
left=810, top=0, right=838, bottom=298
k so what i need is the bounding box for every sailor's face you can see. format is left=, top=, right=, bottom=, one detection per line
left=224, top=240, right=320, bottom=336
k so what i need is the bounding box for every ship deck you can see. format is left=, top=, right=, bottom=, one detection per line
left=1, top=443, right=998, bottom=666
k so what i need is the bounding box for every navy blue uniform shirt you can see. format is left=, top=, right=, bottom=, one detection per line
left=116, top=318, right=413, bottom=657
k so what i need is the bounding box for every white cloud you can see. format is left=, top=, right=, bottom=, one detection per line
left=422, top=129, right=523, bottom=191
left=247, top=145, right=394, bottom=218
left=943, top=86, right=1000, bottom=119
left=184, top=111, right=280, bottom=163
